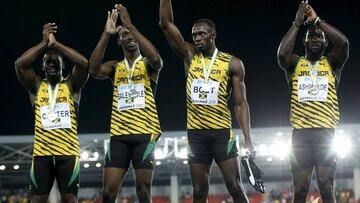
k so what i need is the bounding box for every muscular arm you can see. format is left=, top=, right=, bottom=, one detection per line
left=14, top=23, right=57, bottom=95
left=89, top=32, right=115, bottom=79
left=277, top=24, right=300, bottom=72
left=159, top=0, right=195, bottom=69
left=89, top=10, right=121, bottom=79
left=319, top=21, right=349, bottom=71
left=14, top=41, right=45, bottom=95
left=49, top=36, right=89, bottom=94
left=231, top=57, right=253, bottom=151
left=277, top=2, right=306, bottom=72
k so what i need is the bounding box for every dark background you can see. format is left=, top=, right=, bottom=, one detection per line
left=1, top=0, right=359, bottom=135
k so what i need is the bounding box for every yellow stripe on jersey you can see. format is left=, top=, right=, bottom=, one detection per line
left=110, top=58, right=161, bottom=136
left=290, top=56, right=340, bottom=129
left=33, top=79, right=80, bottom=156
left=186, top=51, right=232, bottom=130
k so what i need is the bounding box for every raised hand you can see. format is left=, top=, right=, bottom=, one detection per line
left=105, top=9, right=122, bottom=35
left=303, top=1, right=318, bottom=25
left=42, top=23, right=57, bottom=44
left=48, top=33, right=58, bottom=48
left=294, top=1, right=306, bottom=27
left=114, top=4, right=132, bottom=28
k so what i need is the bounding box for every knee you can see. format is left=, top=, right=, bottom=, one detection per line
left=193, top=183, right=209, bottom=200
left=136, top=183, right=151, bottom=202
left=227, top=183, right=246, bottom=200
left=61, top=194, right=77, bottom=203
left=103, top=184, right=119, bottom=200
left=319, top=182, right=334, bottom=196
left=31, top=195, right=48, bottom=203
left=293, top=184, right=309, bottom=198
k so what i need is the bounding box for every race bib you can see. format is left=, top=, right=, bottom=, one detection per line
left=40, top=103, right=71, bottom=130
left=191, top=79, right=220, bottom=105
left=118, top=84, right=145, bottom=111
left=298, top=76, right=328, bottom=102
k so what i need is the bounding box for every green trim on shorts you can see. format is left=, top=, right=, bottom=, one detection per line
left=227, top=133, right=235, bottom=155
left=107, top=142, right=111, bottom=162
left=68, top=156, right=80, bottom=187
left=30, top=160, right=38, bottom=189
left=142, top=134, right=156, bottom=163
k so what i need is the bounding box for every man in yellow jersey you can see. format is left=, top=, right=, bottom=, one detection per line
left=14, top=23, right=88, bottom=203
left=159, top=0, right=255, bottom=202
left=89, top=4, right=162, bottom=203
left=277, top=1, right=349, bottom=202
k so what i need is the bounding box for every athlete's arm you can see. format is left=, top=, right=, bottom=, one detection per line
left=116, top=4, right=163, bottom=73
left=89, top=9, right=121, bottom=79
left=230, top=57, right=254, bottom=154
left=304, top=4, right=349, bottom=71
left=159, top=0, right=195, bottom=69
left=48, top=33, right=89, bottom=97
left=14, top=23, right=56, bottom=95
left=277, top=1, right=306, bottom=72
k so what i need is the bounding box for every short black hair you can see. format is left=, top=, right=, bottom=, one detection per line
left=43, top=49, right=62, bottom=59
left=42, top=49, right=64, bottom=68
left=193, top=19, right=217, bottom=33
left=305, top=25, right=326, bottom=41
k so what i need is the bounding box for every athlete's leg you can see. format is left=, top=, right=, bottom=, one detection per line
left=315, top=166, right=336, bottom=203
left=292, top=169, right=312, bottom=203
left=190, top=164, right=211, bottom=203
left=132, top=134, right=157, bottom=203
left=134, top=169, right=154, bottom=203
left=217, top=157, right=248, bottom=203
left=291, top=129, right=315, bottom=203
left=60, top=193, right=77, bottom=203
left=102, top=136, right=131, bottom=203
left=55, top=156, right=80, bottom=203
left=31, top=195, right=49, bottom=203
left=30, top=156, right=55, bottom=203
left=102, top=168, right=127, bottom=203
left=314, top=129, right=337, bottom=203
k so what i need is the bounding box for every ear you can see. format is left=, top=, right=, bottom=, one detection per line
left=117, top=38, right=122, bottom=46
left=324, top=38, right=329, bottom=48
left=42, top=60, right=46, bottom=71
left=302, top=36, right=307, bottom=47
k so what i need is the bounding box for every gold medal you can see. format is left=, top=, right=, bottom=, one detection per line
left=48, top=112, right=58, bottom=122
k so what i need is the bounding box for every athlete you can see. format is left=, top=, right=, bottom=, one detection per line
left=159, top=0, right=255, bottom=202
left=14, top=23, right=89, bottom=203
left=277, top=1, right=349, bottom=202
left=89, top=5, right=162, bottom=203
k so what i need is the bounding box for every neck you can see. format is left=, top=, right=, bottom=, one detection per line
left=47, top=75, right=62, bottom=87
left=124, top=49, right=141, bottom=64
left=305, top=51, right=323, bottom=63
left=202, top=45, right=217, bottom=57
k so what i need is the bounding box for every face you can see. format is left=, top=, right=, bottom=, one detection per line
left=304, top=26, right=327, bottom=53
left=191, top=23, right=215, bottom=52
left=118, top=27, right=139, bottom=51
left=43, top=53, right=63, bottom=77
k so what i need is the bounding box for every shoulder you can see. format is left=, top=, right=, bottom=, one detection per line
left=229, top=56, right=244, bottom=73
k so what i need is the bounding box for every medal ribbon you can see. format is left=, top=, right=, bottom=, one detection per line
left=48, top=82, right=60, bottom=113
left=124, top=55, right=143, bottom=86
left=307, top=59, right=320, bottom=86
left=201, top=48, right=218, bottom=83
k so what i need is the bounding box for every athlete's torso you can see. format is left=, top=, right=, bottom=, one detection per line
left=289, top=56, right=340, bottom=129
left=186, top=51, right=233, bottom=130
left=110, top=57, right=161, bottom=136
left=33, top=79, right=80, bottom=156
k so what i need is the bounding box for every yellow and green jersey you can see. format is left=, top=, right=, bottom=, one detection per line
left=33, top=79, right=79, bottom=156
left=110, top=58, right=161, bottom=136
left=290, top=56, right=340, bottom=129
left=186, top=51, right=233, bottom=130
